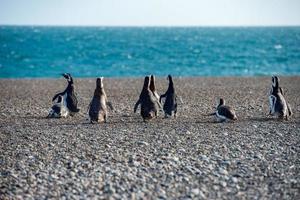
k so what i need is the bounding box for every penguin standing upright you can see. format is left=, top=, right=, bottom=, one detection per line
left=52, top=73, right=80, bottom=116
left=47, top=95, right=69, bottom=118
left=269, top=76, right=292, bottom=120
left=149, top=74, right=162, bottom=109
left=149, top=75, right=160, bottom=101
left=134, top=76, right=159, bottom=121
left=211, top=98, right=237, bottom=122
left=88, top=77, right=113, bottom=123
left=159, top=75, right=178, bottom=118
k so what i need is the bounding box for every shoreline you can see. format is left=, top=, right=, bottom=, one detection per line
left=1, top=75, right=300, bottom=80
left=1, top=77, right=299, bottom=199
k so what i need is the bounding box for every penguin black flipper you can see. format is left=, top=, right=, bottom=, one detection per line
left=134, top=99, right=141, bottom=113
left=279, top=87, right=284, bottom=95
left=203, top=112, right=216, bottom=116
left=52, top=92, right=64, bottom=102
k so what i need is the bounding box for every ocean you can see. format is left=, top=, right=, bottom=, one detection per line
left=0, top=26, right=300, bottom=78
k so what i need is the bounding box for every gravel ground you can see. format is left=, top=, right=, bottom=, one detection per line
left=0, top=77, right=299, bottom=199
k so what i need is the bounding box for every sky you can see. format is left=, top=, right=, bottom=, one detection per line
left=0, top=0, right=300, bottom=26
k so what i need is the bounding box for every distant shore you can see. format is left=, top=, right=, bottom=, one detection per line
left=1, top=77, right=299, bottom=199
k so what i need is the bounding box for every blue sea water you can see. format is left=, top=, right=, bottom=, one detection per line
left=0, top=26, right=300, bottom=78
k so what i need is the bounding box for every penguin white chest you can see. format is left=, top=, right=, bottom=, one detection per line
left=216, top=111, right=227, bottom=121
left=269, top=95, right=276, bottom=114
left=63, top=93, right=69, bottom=110
left=61, top=93, right=70, bottom=117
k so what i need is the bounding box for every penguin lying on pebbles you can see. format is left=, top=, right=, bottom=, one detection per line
left=88, top=77, right=113, bottom=123
left=134, top=76, right=159, bottom=121
left=52, top=73, right=80, bottom=116
left=159, top=75, right=178, bottom=118
left=47, top=95, right=69, bottom=118
left=268, top=76, right=292, bottom=120
left=207, top=98, right=237, bottom=122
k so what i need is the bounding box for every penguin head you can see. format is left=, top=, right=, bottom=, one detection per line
left=167, top=74, right=173, bottom=82
left=218, top=98, right=225, bottom=107
left=96, top=77, right=104, bottom=89
left=62, top=73, right=73, bottom=83
left=149, top=74, right=155, bottom=91
left=272, top=76, right=279, bottom=88
left=143, top=76, right=150, bottom=89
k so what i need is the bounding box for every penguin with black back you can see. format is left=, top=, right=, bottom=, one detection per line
left=269, top=76, right=292, bottom=120
left=206, top=98, right=237, bottom=123
left=216, top=98, right=237, bottom=122
left=52, top=73, right=80, bottom=116
left=159, top=75, right=178, bottom=118
left=88, top=77, right=113, bottom=123
left=134, top=76, right=159, bottom=121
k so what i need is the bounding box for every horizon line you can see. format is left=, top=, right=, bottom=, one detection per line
left=1, top=24, right=300, bottom=28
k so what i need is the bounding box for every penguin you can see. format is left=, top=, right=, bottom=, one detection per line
left=149, top=74, right=163, bottom=110
left=52, top=73, right=80, bottom=116
left=134, top=76, right=159, bottom=121
left=47, top=95, right=69, bottom=118
left=210, top=98, right=237, bottom=122
left=268, top=76, right=292, bottom=120
left=149, top=74, right=160, bottom=101
left=159, top=75, right=178, bottom=118
left=88, top=77, right=113, bottom=123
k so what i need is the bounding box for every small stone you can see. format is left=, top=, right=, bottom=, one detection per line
left=232, top=177, right=238, bottom=183
left=191, top=188, right=200, bottom=195
left=219, top=168, right=228, bottom=175
left=200, top=155, right=209, bottom=162
left=137, top=141, right=149, bottom=146
left=170, top=156, right=179, bottom=162
left=220, top=181, right=227, bottom=187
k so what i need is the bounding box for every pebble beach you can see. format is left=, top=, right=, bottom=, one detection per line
left=0, top=77, right=299, bottom=199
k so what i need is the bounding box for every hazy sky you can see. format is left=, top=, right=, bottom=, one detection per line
left=0, top=0, right=300, bottom=26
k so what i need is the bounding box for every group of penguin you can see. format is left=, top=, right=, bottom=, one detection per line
left=48, top=73, right=292, bottom=123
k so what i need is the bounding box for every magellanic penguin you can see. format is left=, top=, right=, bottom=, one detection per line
left=88, top=77, right=113, bottom=123
left=149, top=74, right=162, bottom=110
left=149, top=74, right=160, bottom=100
left=159, top=75, right=178, bottom=118
left=134, top=76, right=159, bottom=121
left=47, top=95, right=69, bottom=118
left=269, top=76, right=292, bottom=120
left=52, top=73, right=80, bottom=116
left=213, top=98, right=237, bottom=122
